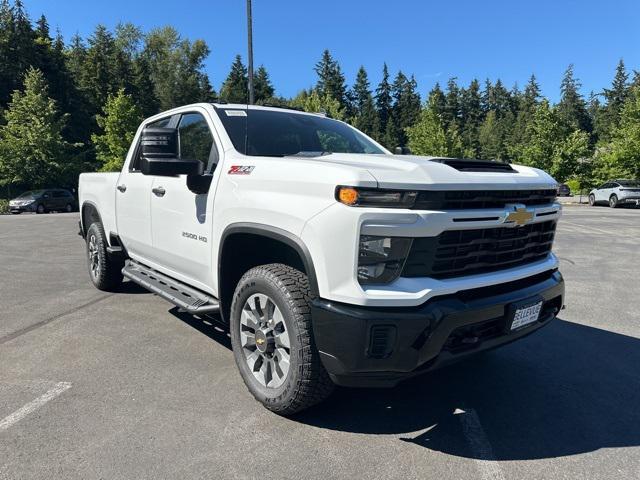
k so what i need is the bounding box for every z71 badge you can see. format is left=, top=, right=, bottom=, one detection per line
left=228, top=165, right=254, bottom=175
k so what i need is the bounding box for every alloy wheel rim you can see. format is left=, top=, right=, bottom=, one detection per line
left=240, top=293, right=291, bottom=388
left=88, top=234, right=100, bottom=279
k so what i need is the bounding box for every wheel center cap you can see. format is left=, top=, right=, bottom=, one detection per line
left=255, top=330, right=268, bottom=353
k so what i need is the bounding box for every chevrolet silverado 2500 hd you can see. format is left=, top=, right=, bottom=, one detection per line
left=78, top=103, right=565, bottom=415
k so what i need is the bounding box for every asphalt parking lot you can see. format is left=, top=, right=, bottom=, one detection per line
left=1, top=207, right=639, bottom=480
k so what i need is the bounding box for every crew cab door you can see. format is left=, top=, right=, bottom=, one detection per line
left=115, top=116, right=174, bottom=261
left=148, top=110, right=219, bottom=290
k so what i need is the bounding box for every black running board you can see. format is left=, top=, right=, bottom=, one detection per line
left=122, top=260, right=220, bottom=315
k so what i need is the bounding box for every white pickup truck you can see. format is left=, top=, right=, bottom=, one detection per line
left=79, top=103, right=565, bottom=415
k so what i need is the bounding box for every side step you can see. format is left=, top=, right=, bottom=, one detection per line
left=122, top=260, right=220, bottom=315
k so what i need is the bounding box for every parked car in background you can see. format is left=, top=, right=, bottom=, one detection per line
left=588, top=180, right=640, bottom=208
left=9, top=189, right=77, bottom=214
left=557, top=183, right=571, bottom=196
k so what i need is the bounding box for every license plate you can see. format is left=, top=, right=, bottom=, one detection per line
left=510, top=301, right=543, bottom=331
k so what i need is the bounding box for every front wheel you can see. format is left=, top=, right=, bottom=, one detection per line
left=230, top=264, right=334, bottom=415
left=36, top=204, right=45, bottom=214
left=609, top=194, right=619, bottom=208
left=86, top=222, right=123, bottom=291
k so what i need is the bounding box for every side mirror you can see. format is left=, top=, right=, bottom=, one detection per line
left=394, top=146, right=412, bottom=155
left=139, top=126, right=204, bottom=177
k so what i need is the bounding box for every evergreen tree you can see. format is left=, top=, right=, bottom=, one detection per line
left=91, top=88, right=142, bottom=172
left=600, top=59, right=629, bottom=139
left=427, top=82, right=446, bottom=118
left=220, top=54, right=248, bottom=103
left=443, top=77, right=461, bottom=127
left=375, top=63, right=393, bottom=132
left=254, top=65, right=275, bottom=103
left=314, top=49, right=347, bottom=109
left=81, top=25, right=119, bottom=112
left=557, top=64, right=592, bottom=133
left=351, top=66, right=379, bottom=139
left=0, top=68, right=69, bottom=187
left=479, top=110, right=506, bottom=160
left=391, top=71, right=421, bottom=145
left=460, top=79, right=482, bottom=156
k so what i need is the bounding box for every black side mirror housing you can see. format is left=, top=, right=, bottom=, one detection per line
left=394, top=146, right=412, bottom=155
left=139, top=126, right=204, bottom=177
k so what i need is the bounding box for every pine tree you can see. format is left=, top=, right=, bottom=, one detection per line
left=0, top=67, right=69, bottom=187
left=254, top=65, right=275, bottom=103
left=314, top=50, right=347, bottom=109
left=81, top=25, right=119, bottom=112
left=460, top=79, right=482, bottom=156
left=92, top=88, right=142, bottom=172
left=351, top=66, right=379, bottom=139
left=600, top=59, right=629, bottom=140
left=391, top=71, right=421, bottom=145
left=443, top=77, right=461, bottom=127
left=220, top=54, right=248, bottom=103
left=375, top=63, right=393, bottom=132
left=557, top=64, right=592, bottom=133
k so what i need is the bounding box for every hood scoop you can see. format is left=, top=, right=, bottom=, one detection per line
left=429, top=158, right=516, bottom=173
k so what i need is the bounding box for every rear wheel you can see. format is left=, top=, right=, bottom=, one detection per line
left=36, top=204, right=45, bottom=214
left=65, top=203, right=73, bottom=213
left=588, top=194, right=596, bottom=206
left=609, top=194, right=619, bottom=208
left=230, top=264, right=334, bottom=415
left=86, top=222, right=123, bottom=291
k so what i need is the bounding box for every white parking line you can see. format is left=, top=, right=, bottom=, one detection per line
left=0, top=382, right=72, bottom=432
left=454, top=408, right=505, bottom=480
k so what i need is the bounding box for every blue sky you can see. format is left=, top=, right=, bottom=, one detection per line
left=23, top=0, right=640, bottom=102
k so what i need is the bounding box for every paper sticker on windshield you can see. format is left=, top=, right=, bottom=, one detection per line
left=228, top=165, right=254, bottom=175
left=225, top=110, right=247, bottom=117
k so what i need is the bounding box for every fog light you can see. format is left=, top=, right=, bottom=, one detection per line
left=358, top=235, right=412, bottom=284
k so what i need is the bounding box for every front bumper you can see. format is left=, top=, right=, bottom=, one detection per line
left=9, top=203, right=35, bottom=213
left=311, top=269, right=564, bottom=387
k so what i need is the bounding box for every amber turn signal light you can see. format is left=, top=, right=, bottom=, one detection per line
left=337, top=187, right=359, bottom=205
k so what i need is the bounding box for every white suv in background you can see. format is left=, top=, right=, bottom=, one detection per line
left=589, top=180, right=640, bottom=208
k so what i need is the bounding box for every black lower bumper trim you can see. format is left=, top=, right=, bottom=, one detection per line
left=311, top=270, right=564, bottom=387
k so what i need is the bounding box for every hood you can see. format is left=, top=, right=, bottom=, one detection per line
left=296, top=153, right=557, bottom=191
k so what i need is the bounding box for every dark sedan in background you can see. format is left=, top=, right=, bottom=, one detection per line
left=9, top=189, right=77, bottom=214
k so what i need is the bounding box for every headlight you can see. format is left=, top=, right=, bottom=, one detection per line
left=358, top=235, right=413, bottom=284
left=336, top=186, right=418, bottom=208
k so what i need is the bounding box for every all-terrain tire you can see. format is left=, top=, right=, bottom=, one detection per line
left=86, top=222, right=123, bottom=291
left=230, top=264, right=334, bottom=415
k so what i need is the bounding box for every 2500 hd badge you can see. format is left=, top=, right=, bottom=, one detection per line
left=182, top=231, right=207, bottom=243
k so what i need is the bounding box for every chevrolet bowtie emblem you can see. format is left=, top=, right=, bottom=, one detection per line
left=504, top=206, right=534, bottom=226
left=256, top=338, right=265, bottom=346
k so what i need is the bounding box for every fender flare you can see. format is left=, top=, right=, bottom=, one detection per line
left=218, top=222, right=319, bottom=297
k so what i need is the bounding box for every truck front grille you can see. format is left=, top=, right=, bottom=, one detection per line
left=402, top=220, right=557, bottom=279
left=413, top=189, right=557, bottom=210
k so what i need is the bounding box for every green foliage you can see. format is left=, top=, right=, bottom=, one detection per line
left=599, top=86, right=640, bottom=179
left=406, top=101, right=448, bottom=156
left=0, top=67, right=71, bottom=187
left=0, top=198, right=8, bottom=214
left=220, top=54, right=248, bottom=103
left=314, top=50, right=347, bottom=109
left=91, top=88, right=142, bottom=172
left=291, top=89, right=345, bottom=121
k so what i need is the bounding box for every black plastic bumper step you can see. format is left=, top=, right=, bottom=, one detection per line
left=122, top=260, right=219, bottom=315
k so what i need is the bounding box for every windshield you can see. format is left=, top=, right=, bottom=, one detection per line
left=618, top=180, right=640, bottom=187
left=215, top=107, right=385, bottom=157
left=16, top=190, right=44, bottom=199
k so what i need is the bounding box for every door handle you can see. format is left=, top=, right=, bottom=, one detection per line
left=152, top=186, right=166, bottom=197
left=117, top=184, right=127, bottom=193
